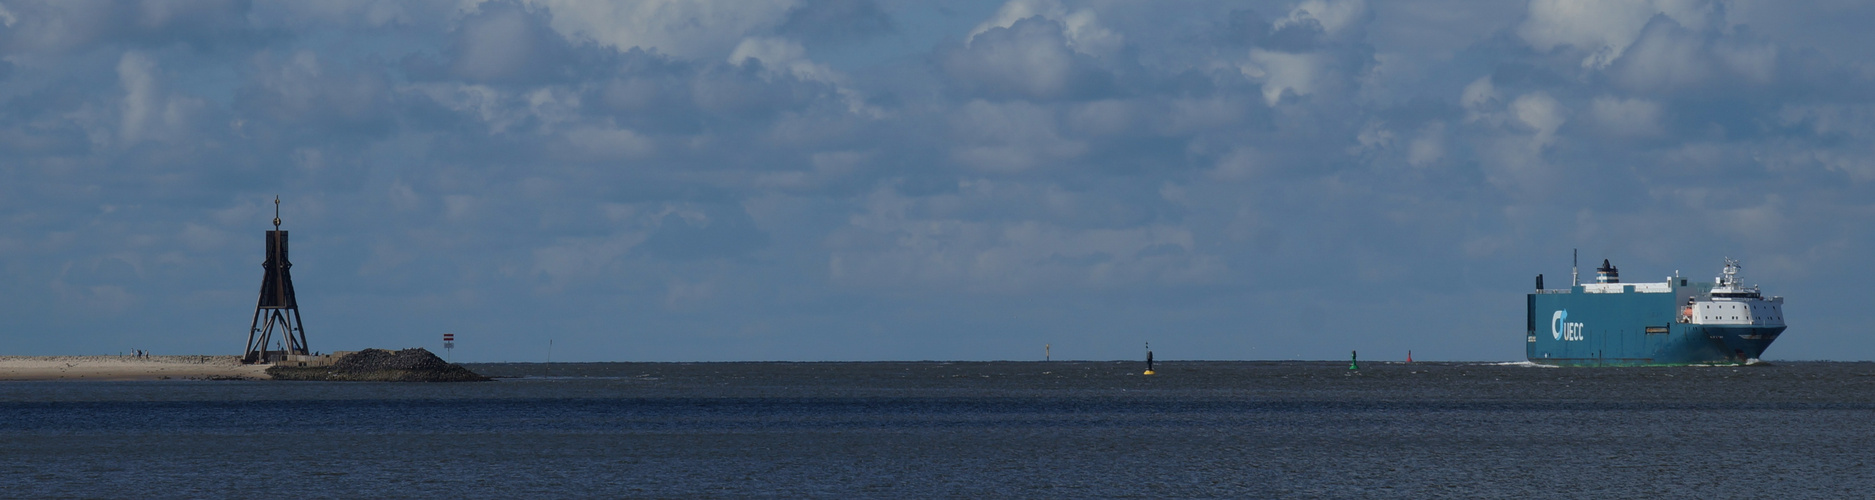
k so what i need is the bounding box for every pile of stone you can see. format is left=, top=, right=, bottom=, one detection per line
left=267, top=348, right=489, bottom=382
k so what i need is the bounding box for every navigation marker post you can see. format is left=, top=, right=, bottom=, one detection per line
left=1143, top=343, right=1155, bottom=376
left=443, top=333, right=455, bottom=362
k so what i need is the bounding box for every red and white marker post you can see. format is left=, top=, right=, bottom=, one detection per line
left=443, top=333, right=455, bottom=362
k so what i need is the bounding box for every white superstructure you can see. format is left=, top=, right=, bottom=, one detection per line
left=1682, top=259, right=1784, bottom=327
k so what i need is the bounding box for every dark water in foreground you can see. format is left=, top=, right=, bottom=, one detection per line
left=6, top=361, right=1875, bottom=498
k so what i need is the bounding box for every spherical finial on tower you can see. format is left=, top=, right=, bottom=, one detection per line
left=272, top=196, right=281, bottom=228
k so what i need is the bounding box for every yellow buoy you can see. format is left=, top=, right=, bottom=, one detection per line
left=1143, top=369, right=1155, bottom=375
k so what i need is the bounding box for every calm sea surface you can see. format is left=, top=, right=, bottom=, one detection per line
left=5, top=361, right=1875, bottom=498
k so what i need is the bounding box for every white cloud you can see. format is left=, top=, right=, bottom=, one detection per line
left=830, top=184, right=1217, bottom=292
left=453, top=5, right=541, bottom=81
left=559, top=127, right=656, bottom=161
left=948, top=100, right=1086, bottom=172
left=1611, top=18, right=1712, bottom=90
left=1210, top=146, right=1264, bottom=181
left=1461, top=76, right=1499, bottom=119
left=1511, top=91, right=1567, bottom=148
left=266, top=1, right=415, bottom=28
left=1242, top=49, right=1323, bottom=106
left=970, top=0, right=1058, bottom=40
left=1519, top=0, right=1721, bottom=69
left=529, top=234, right=644, bottom=292
left=522, top=0, right=798, bottom=59
left=1064, top=99, right=1136, bottom=137
left=945, top=15, right=1091, bottom=100
left=406, top=82, right=521, bottom=133
left=117, top=51, right=160, bottom=145
left=114, top=50, right=204, bottom=146
left=1159, top=97, right=1250, bottom=135
left=1276, top=0, right=1367, bottom=37
left=1716, top=39, right=1778, bottom=84
left=1589, top=96, right=1664, bottom=137
left=729, top=37, right=839, bottom=83
left=969, top=0, right=1121, bottom=56
left=1407, top=121, right=1446, bottom=167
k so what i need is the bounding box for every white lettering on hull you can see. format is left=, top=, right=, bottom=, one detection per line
left=1551, top=310, right=1585, bottom=341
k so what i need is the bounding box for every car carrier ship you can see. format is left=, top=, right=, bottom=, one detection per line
left=1527, top=256, right=1786, bottom=366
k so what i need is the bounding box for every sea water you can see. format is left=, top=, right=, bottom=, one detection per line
left=4, top=361, right=1874, bottom=497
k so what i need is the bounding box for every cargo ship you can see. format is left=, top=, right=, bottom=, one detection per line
left=1527, top=257, right=1785, bottom=366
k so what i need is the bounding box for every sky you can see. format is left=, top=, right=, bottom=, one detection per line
left=4, top=0, right=1875, bottom=362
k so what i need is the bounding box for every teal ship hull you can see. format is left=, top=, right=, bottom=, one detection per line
left=1526, top=260, right=1786, bottom=366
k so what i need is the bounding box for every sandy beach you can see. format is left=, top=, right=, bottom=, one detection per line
left=0, top=355, right=271, bottom=381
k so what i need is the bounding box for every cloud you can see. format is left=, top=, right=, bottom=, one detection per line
left=522, top=0, right=798, bottom=59
left=1461, top=76, right=1501, bottom=121
left=947, top=99, right=1086, bottom=172
left=1242, top=49, right=1325, bottom=105
left=774, top=0, right=894, bottom=45
left=969, top=0, right=1121, bottom=56
left=1407, top=121, right=1446, bottom=167
left=1588, top=96, right=1664, bottom=137
left=4, top=0, right=1875, bottom=362
left=1510, top=91, right=1566, bottom=147
left=238, top=50, right=397, bottom=141
left=829, top=182, right=1216, bottom=293
left=944, top=16, right=1114, bottom=101
left=729, top=37, right=838, bottom=83
left=1275, top=0, right=1368, bottom=38
left=116, top=51, right=161, bottom=144
left=1228, top=2, right=1375, bottom=107
left=0, top=0, right=268, bottom=54
left=1518, top=0, right=1720, bottom=69
left=646, top=204, right=770, bottom=260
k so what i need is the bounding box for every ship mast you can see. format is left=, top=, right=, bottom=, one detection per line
left=1718, top=258, right=1742, bottom=290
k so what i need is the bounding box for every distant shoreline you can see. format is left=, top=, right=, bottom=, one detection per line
left=0, top=355, right=270, bottom=381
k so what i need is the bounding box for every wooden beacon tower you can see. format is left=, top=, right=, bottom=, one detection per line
left=243, top=197, right=310, bottom=364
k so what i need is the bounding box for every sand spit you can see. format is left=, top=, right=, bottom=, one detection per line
left=0, top=355, right=270, bottom=381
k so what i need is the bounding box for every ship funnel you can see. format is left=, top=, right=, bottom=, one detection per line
left=1595, top=259, right=1620, bottom=284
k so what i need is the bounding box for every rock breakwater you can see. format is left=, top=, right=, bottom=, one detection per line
left=267, top=348, right=490, bottom=382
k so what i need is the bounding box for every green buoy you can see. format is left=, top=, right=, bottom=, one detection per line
left=1349, top=350, right=1358, bottom=370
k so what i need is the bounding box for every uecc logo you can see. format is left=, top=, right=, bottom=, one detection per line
left=1551, top=310, right=1585, bottom=341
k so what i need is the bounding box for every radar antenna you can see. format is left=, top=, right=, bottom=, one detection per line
left=1717, top=257, right=1743, bottom=289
